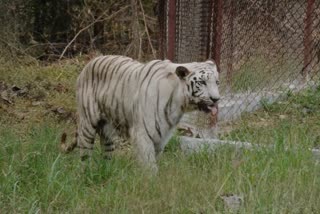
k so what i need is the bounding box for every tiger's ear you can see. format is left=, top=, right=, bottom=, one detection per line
left=205, top=59, right=215, bottom=64
left=175, top=66, right=190, bottom=80
left=206, top=59, right=220, bottom=73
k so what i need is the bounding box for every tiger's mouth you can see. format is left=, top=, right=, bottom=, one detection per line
left=197, top=101, right=218, bottom=116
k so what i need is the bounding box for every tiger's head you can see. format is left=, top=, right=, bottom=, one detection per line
left=175, top=60, right=220, bottom=115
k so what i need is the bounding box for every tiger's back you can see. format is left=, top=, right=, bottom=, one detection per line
left=76, top=55, right=176, bottom=137
left=77, top=55, right=141, bottom=133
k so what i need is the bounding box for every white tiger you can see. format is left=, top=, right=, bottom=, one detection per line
left=61, top=55, right=220, bottom=173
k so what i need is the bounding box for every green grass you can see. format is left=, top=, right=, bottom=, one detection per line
left=0, top=124, right=319, bottom=213
left=221, top=86, right=320, bottom=147
left=0, top=61, right=320, bottom=213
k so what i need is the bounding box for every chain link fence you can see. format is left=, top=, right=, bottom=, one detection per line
left=158, top=0, right=320, bottom=139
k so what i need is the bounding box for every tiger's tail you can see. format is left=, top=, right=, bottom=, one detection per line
left=60, top=131, right=78, bottom=153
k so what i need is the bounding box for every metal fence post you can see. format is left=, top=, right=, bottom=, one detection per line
left=167, top=0, right=176, bottom=61
left=158, top=0, right=166, bottom=60
left=303, top=0, right=315, bottom=80
left=212, top=0, right=223, bottom=69
left=227, top=0, right=236, bottom=92
left=206, top=0, right=214, bottom=60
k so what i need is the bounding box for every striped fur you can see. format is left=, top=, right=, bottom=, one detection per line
left=61, top=55, right=220, bottom=172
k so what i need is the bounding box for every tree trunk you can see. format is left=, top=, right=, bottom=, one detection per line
left=131, top=0, right=141, bottom=59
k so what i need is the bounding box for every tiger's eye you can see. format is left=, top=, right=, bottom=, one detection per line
left=216, top=80, right=220, bottom=85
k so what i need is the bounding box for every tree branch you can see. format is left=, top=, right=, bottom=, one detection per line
left=59, top=6, right=129, bottom=60
left=138, top=0, right=157, bottom=58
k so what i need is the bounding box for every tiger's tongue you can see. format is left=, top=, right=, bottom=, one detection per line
left=208, top=106, right=218, bottom=116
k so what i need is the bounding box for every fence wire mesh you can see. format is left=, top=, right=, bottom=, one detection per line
left=159, top=0, right=320, bottom=140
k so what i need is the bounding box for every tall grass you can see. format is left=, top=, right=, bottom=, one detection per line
left=0, top=121, right=319, bottom=213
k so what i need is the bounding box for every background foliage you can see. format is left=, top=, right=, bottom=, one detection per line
left=0, top=0, right=157, bottom=61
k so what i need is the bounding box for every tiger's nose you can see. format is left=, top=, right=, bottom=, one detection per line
left=210, top=97, right=220, bottom=103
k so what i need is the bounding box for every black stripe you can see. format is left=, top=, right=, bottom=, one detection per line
left=95, top=57, right=110, bottom=101
left=86, top=96, right=93, bottom=126
left=105, top=57, right=125, bottom=92
left=123, top=123, right=130, bottom=137
left=139, top=61, right=162, bottom=88
left=143, top=119, right=156, bottom=144
left=91, top=57, right=102, bottom=86
left=120, top=64, right=142, bottom=99
left=82, top=132, right=94, bottom=143
left=102, top=57, right=120, bottom=83
left=84, top=100, right=92, bottom=127
left=103, top=138, right=113, bottom=146
left=120, top=77, right=127, bottom=100
left=120, top=81, right=128, bottom=122
left=144, top=66, right=166, bottom=102
left=94, top=84, right=100, bottom=103
left=105, top=147, right=115, bottom=152
left=191, top=81, right=197, bottom=96
left=107, top=59, right=131, bottom=106
left=80, top=88, right=89, bottom=121
left=79, top=73, right=89, bottom=121
left=110, top=60, right=133, bottom=106
left=83, top=125, right=94, bottom=137
left=78, top=146, right=94, bottom=150
left=188, top=72, right=196, bottom=78
left=135, top=63, right=149, bottom=81
left=137, top=63, right=148, bottom=80
left=99, top=57, right=121, bottom=111
left=154, top=72, right=172, bottom=124
left=154, top=81, right=162, bottom=138
left=115, top=101, right=119, bottom=123
left=81, top=131, right=91, bottom=141
left=118, top=67, right=132, bottom=127
left=124, top=65, right=142, bottom=101
left=132, top=103, right=136, bottom=117
left=164, top=90, right=175, bottom=127
left=93, top=59, right=106, bottom=92
left=155, top=116, right=162, bottom=138
left=97, top=56, right=110, bottom=80
left=126, top=69, right=135, bottom=83
left=127, top=64, right=142, bottom=82
left=155, top=82, right=161, bottom=123
left=117, top=81, right=129, bottom=127
left=92, top=81, right=98, bottom=102
left=117, top=60, right=132, bottom=80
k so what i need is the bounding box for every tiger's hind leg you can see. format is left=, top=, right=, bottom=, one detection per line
left=77, top=119, right=97, bottom=161
left=99, top=134, right=115, bottom=160
left=98, top=122, right=118, bottom=160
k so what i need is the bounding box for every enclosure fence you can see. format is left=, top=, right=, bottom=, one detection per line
left=158, top=0, right=320, bottom=136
